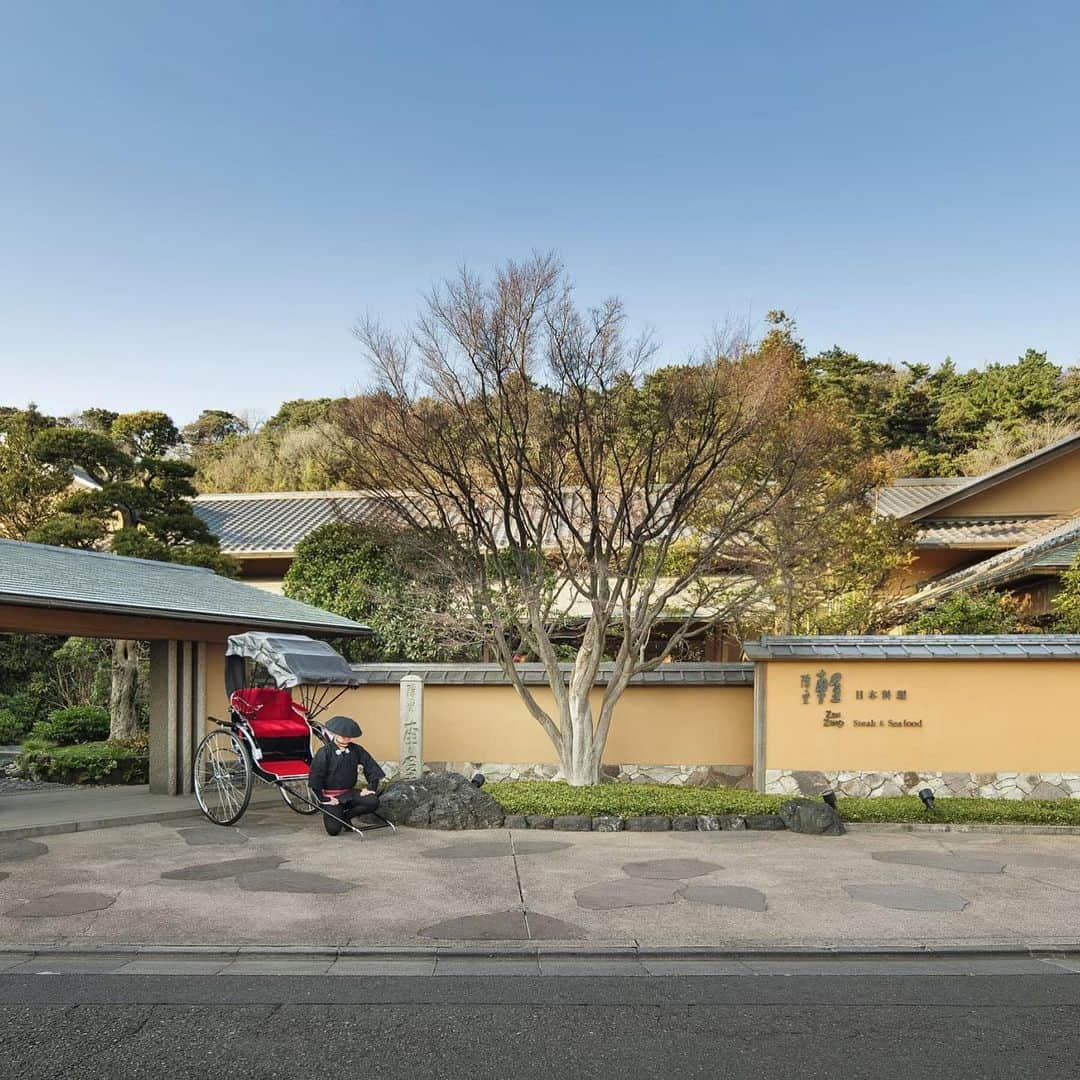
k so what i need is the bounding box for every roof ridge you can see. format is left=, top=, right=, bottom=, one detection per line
left=919, top=513, right=1064, bottom=524
left=0, top=538, right=214, bottom=574
left=900, top=429, right=1080, bottom=520
left=192, top=490, right=382, bottom=502
left=885, top=476, right=974, bottom=486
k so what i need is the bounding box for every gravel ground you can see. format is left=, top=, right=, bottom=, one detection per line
left=0, top=777, right=69, bottom=795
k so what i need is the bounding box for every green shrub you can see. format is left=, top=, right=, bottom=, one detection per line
left=2, top=690, right=47, bottom=731
left=906, top=589, right=1034, bottom=634
left=488, top=781, right=783, bottom=818
left=487, top=781, right=1080, bottom=826
left=15, top=739, right=148, bottom=785
left=0, top=707, right=29, bottom=744
left=31, top=705, right=110, bottom=746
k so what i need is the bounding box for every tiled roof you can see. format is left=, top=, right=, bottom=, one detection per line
left=915, top=516, right=1066, bottom=548
left=0, top=539, right=370, bottom=635
left=192, top=491, right=400, bottom=554
left=351, top=662, right=754, bottom=686
left=743, top=635, right=1080, bottom=659
left=902, top=515, right=1080, bottom=606
left=874, top=477, right=973, bottom=517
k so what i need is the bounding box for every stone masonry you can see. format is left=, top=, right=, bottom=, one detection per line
left=379, top=760, right=753, bottom=788
left=766, top=768, right=1080, bottom=801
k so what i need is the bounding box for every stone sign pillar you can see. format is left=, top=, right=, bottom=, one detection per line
left=399, top=674, right=424, bottom=779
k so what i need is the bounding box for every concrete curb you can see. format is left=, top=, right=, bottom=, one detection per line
left=4, top=943, right=1080, bottom=961
left=0, top=807, right=205, bottom=841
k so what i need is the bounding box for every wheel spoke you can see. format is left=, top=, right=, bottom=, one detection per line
left=194, top=730, right=252, bottom=825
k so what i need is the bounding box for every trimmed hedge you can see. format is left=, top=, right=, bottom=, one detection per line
left=15, top=737, right=148, bottom=785
left=487, top=781, right=1080, bottom=826
left=30, top=705, right=110, bottom=746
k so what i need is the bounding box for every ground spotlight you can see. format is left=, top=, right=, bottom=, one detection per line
left=470, top=773, right=486, bottom=788
left=821, top=791, right=838, bottom=809
left=918, top=787, right=936, bottom=811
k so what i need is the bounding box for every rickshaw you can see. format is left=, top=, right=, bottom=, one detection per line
left=193, top=632, right=394, bottom=837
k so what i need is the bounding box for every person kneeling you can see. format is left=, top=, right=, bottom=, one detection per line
left=309, top=715, right=386, bottom=836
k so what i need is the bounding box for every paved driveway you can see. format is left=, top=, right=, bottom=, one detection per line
left=1, top=811, right=1079, bottom=949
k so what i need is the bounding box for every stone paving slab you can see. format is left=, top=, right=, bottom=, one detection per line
left=0, top=839, right=49, bottom=863
left=622, top=858, right=721, bottom=879
left=871, top=850, right=1005, bottom=874
left=5, top=891, right=118, bottom=918
left=236, top=869, right=357, bottom=894
left=161, top=856, right=288, bottom=880
left=678, top=884, right=768, bottom=911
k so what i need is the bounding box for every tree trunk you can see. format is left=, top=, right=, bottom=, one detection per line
left=109, top=639, right=140, bottom=741
left=559, top=689, right=599, bottom=785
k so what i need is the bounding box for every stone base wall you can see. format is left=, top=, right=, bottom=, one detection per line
left=380, top=760, right=753, bottom=788
left=766, top=769, right=1080, bottom=801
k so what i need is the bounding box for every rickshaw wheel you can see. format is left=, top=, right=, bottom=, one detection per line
left=278, top=779, right=319, bottom=815
left=193, top=729, right=253, bottom=826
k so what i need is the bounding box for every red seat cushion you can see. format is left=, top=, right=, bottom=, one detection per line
left=258, top=758, right=311, bottom=779
left=230, top=688, right=310, bottom=738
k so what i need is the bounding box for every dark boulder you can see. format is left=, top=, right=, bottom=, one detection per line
left=553, top=815, right=593, bottom=831
left=778, top=798, right=845, bottom=836
left=625, top=815, right=672, bottom=832
left=378, top=772, right=505, bottom=829
left=744, top=814, right=786, bottom=831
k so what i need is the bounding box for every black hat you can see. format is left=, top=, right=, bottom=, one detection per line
left=325, top=715, right=361, bottom=738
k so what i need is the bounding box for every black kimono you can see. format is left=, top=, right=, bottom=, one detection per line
left=308, top=742, right=386, bottom=835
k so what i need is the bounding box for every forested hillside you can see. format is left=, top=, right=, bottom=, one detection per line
left=181, top=326, right=1080, bottom=492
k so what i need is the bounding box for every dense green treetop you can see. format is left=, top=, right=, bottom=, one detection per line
left=25, top=409, right=236, bottom=575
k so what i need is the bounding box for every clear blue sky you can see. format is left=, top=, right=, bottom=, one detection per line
left=2, top=1, right=1078, bottom=424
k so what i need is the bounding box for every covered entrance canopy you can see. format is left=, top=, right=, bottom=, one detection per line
left=0, top=539, right=370, bottom=794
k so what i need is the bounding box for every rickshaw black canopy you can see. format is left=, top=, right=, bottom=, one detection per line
left=225, top=632, right=364, bottom=694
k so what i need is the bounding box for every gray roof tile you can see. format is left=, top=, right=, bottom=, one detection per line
left=915, top=516, right=1066, bottom=547
left=743, top=634, right=1080, bottom=659
left=904, top=514, right=1080, bottom=605
left=349, top=662, right=754, bottom=686
left=0, top=539, right=370, bottom=635
left=874, top=478, right=973, bottom=517
left=192, top=492, right=398, bottom=554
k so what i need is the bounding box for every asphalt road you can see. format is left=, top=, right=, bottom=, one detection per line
left=1, top=972, right=1078, bottom=1079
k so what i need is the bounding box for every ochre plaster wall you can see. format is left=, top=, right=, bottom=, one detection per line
left=941, top=449, right=1080, bottom=517
left=202, top=644, right=753, bottom=766
left=762, top=659, right=1080, bottom=774
left=895, top=549, right=984, bottom=591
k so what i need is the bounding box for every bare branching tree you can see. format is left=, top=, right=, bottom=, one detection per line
left=336, top=254, right=820, bottom=784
